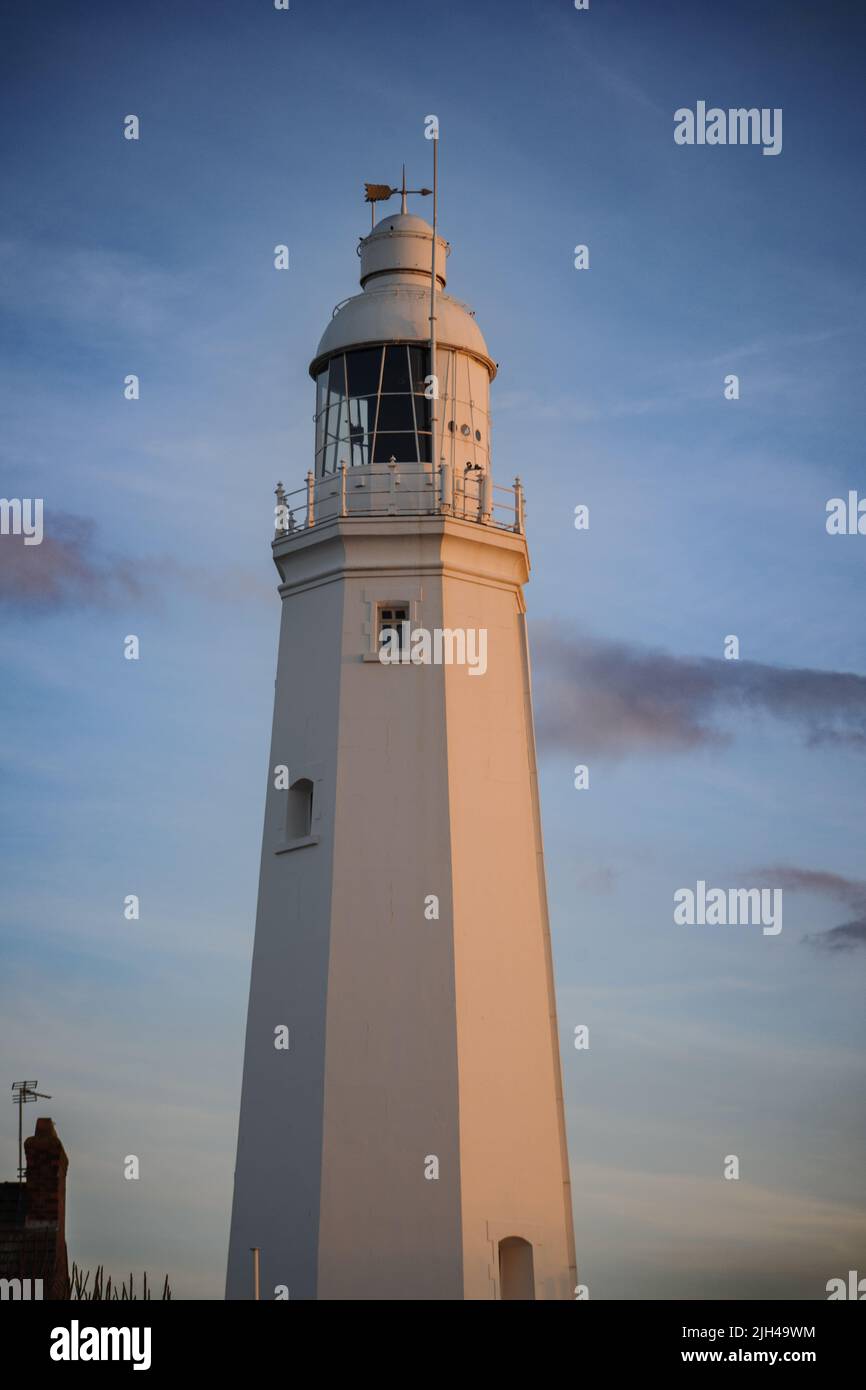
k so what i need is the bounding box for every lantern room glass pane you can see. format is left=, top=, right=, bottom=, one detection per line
left=322, top=397, right=349, bottom=474
left=375, top=393, right=416, bottom=433
left=413, top=392, right=431, bottom=433
left=372, top=432, right=418, bottom=463
left=315, top=368, right=328, bottom=460
left=328, top=354, right=347, bottom=395
left=380, top=344, right=412, bottom=394
left=326, top=399, right=349, bottom=445
left=348, top=396, right=374, bottom=467
left=346, top=347, right=382, bottom=397
left=409, top=346, right=429, bottom=394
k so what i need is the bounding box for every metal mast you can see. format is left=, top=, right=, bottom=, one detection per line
left=428, top=134, right=439, bottom=476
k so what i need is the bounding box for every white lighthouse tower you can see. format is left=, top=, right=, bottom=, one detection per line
left=226, top=183, right=576, bottom=1301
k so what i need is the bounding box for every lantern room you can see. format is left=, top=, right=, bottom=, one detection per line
left=309, top=211, right=497, bottom=481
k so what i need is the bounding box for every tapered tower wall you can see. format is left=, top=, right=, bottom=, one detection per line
left=225, top=565, right=344, bottom=1301
left=439, top=529, right=576, bottom=1300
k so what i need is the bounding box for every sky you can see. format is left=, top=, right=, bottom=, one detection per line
left=1, top=0, right=864, bottom=1299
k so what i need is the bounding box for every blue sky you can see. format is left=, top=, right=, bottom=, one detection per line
left=1, top=0, right=864, bottom=1298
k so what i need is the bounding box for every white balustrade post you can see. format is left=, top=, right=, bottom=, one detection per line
left=274, top=481, right=288, bottom=537
left=481, top=471, right=492, bottom=524
left=513, top=475, right=524, bottom=534
left=439, top=459, right=453, bottom=514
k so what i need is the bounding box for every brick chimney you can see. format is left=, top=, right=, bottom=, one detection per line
left=24, top=1118, right=68, bottom=1230
left=0, top=1118, right=69, bottom=1298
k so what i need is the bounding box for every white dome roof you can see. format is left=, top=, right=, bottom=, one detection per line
left=309, top=213, right=496, bottom=379
left=361, top=212, right=448, bottom=289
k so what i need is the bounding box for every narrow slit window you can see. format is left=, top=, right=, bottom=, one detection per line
left=287, top=778, right=314, bottom=840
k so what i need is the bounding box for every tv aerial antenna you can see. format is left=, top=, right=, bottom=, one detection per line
left=11, top=1081, right=51, bottom=1182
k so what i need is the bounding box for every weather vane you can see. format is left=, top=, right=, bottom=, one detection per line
left=364, top=164, right=431, bottom=228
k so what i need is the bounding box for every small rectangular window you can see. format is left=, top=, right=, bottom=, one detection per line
left=378, top=605, right=409, bottom=653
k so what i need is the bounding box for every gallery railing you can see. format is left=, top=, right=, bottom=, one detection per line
left=273, top=460, right=525, bottom=537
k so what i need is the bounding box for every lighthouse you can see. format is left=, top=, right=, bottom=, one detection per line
left=226, top=183, right=577, bottom=1301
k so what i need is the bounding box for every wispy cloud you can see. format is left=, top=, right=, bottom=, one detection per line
left=0, top=240, right=183, bottom=339
left=750, top=865, right=866, bottom=953
left=533, top=627, right=866, bottom=758
left=811, top=919, right=866, bottom=952
left=0, top=512, right=141, bottom=609
left=699, top=326, right=850, bottom=369
left=0, top=511, right=272, bottom=612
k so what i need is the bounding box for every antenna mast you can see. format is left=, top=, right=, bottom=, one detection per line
left=428, top=133, right=439, bottom=476
left=11, top=1080, right=51, bottom=1182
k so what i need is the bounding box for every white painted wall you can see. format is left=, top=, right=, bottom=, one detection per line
left=227, top=515, right=576, bottom=1300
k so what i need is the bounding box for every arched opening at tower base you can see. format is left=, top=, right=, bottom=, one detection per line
left=499, top=1237, right=535, bottom=1300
